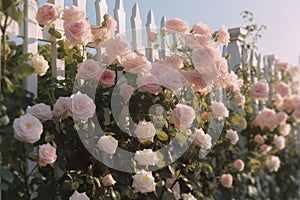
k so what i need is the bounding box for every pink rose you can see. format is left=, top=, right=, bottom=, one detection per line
left=282, top=95, right=298, bottom=112
left=192, top=22, right=211, bottom=37
left=26, top=103, right=53, bottom=121
left=91, top=26, right=112, bottom=43
left=69, top=191, right=89, bottom=200
left=159, top=70, right=184, bottom=92
left=192, top=46, right=217, bottom=68
left=292, top=105, right=300, bottom=122
left=36, top=3, right=61, bottom=26
left=276, top=82, right=290, bottom=97
left=62, top=6, right=86, bottom=23
left=103, top=14, right=117, bottom=33
left=171, top=104, right=196, bottom=129
left=13, top=114, right=43, bottom=144
left=268, top=156, right=280, bottom=172
left=275, top=112, right=288, bottom=125
left=274, top=135, right=285, bottom=150
left=221, top=174, right=233, bottom=188
left=102, top=174, right=116, bottom=186
left=38, top=143, right=57, bottom=166
left=226, top=129, right=239, bottom=145
left=180, top=70, right=208, bottom=93
left=184, top=34, right=214, bottom=49
left=234, top=93, right=246, bottom=106
left=122, top=54, right=152, bottom=74
left=211, top=101, right=229, bottom=120
left=253, top=108, right=278, bottom=130
left=77, top=59, right=103, bottom=80
left=279, top=124, right=291, bottom=136
left=274, top=93, right=283, bottom=109
left=161, top=54, right=184, bottom=70
left=234, top=159, right=245, bottom=172
left=64, top=20, right=93, bottom=48
left=254, top=134, right=264, bottom=144
left=99, top=69, right=116, bottom=88
left=250, top=80, right=269, bottom=101
left=261, top=144, right=272, bottom=152
left=166, top=177, right=180, bottom=200
left=225, top=71, right=243, bottom=94
left=215, top=57, right=229, bottom=80
left=53, top=97, right=72, bottom=119
left=217, top=26, right=230, bottom=46
left=277, top=62, right=288, bottom=71
left=165, top=18, right=189, bottom=34
left=120, top=84, right=134, bottom=101
left=155, top=106, right=164, bottom=115
left=70, top=92, right=96, bottom=121
left=137, top=73, right=161, bottom=94
left=148, top=31, right=157, bottom=43
left=194, top=128, right=212, bottom=149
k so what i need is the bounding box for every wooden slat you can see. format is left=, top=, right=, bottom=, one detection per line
left=131, top=3, right=144, bottom=55
left=145, top=10, right=158, bottom=61
left=73, top=0, right=87, bottom=12
left=160, top=16, right=168, bottom=59
left=114, top=0, right=126, bottom=34
left=95, top=0, right=108, bottom=62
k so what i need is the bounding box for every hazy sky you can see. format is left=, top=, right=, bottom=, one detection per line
left=59, top=0, right=300, bottom=65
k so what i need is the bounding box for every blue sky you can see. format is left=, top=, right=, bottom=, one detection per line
left=47, top=0, right=300, bottom=65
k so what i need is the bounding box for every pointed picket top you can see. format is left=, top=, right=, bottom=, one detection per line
left=73, top=0, right=86, bottom=12
left=95, top=0, right=108, bottom=25
left=146, top=10, right=157, bottom=30
left=114, top=0, right=126, bottom=33
left=131, top=3, right=144, bottom=54
left=145, top=10, right=158, bottom=61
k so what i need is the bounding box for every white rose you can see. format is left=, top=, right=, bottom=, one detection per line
left=194, top=128, right=212, bottom=149
left=13, top=114, right=43, bottom=143
left=268, top=156, right=280, bottom=172
left=134, top=149, right=158, bottom=166
left=274, top=135, right=285, bottom=150
left=69, top=190, right=90, bottom=200
left=70, top=92, right=96, bottom=121
left=26, top=103, right=53, bottom=121
left=134, top=120, right=156, bottom=143
left=0, top=115, right=10, bottom=126
left=181, top=193, right=197, bottom=200
left=211, top=101, right=229, bottom=120
left=53, top=97, right=72, bottom=119
left=278, top=124, right=291, bottom=136
left=38, top=143, right=57, bottom=166
left=132, top=170, right=156, bottom=193
left=226, top=129, right=239, bottom=145
left=97, top=135, right=118, bottom=155
left=31, top=54, right=49, bottom=76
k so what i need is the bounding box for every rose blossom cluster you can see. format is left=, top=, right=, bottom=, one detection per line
left=253, top=108, right=287, bottom=131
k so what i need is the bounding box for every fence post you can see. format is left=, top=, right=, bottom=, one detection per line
left=95, top=0, right=108, bottom=62
left=114, top=0, right=126, bottom=34
left=159, top=16, right=168, bottom=59
left=227, top=27, right=247, bottom=71
left=131, top=3, right=144, bottom=55
left=145, top=10, right=159, bottom=61
left=265, top=54, right=278, bottom=105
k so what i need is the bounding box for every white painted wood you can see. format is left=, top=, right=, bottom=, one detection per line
left=95, top=0, right=108, bottom=62
left=114, top=0, right=126, bottom=34
left=145, top=10, right=159, bottom=61
left=249, top=50, right=257, bottom=83
left=131, top=3, right=144, bottom=55
left=73, top=0, right=86, bottom=12
left=160, top=16, right=168, bottom=59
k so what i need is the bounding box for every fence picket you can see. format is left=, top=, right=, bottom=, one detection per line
left=145, top=10, right=159, bottom=61
left=95, top=0, right=108, bottom=62
left=131, top=3, right=144, bottom=54
left=114, top=0, right=126, bottom=34
left=160, top=16, right=168, bottom=59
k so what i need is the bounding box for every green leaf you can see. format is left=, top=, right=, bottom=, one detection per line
left=45, top=133, right=55, bottom=142
left=0, top=182, right=9, bottom=190
left=6, top=4, right=23, bottom=24
left=157, top=130, right=168, bottom=141
left=0, top=169, right=14, bottom=183
left=48, top=27, right=62, bottom=39
left=14, top=63, right=34, bottom=77
left=153, top=44, right=159, bottom=49
left=162, top=190, right=176, bottom=200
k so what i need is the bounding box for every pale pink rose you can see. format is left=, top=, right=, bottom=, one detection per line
left=192, top=46, right=217, bottom=68
left=181, top=193, right=197, bottom=200
left=134, top=120, right=156, bottom=143
left=137, top=73, right=161, bottom=94
left=194, top=128, right=212, bottom=149
left=13, top=114, right=43, bottom=144
left=184, top=34, right=214, bottom=49
left=64, top=20, right=93, bottom=48
left=166, top=177, right=180, bottom=200
left=211, top=101, right=229, bottom=120
left=103, top=14, right=117, bottom=32
left=282, top=95, right=300, bottom=112
left=234, top=93, right=246, bottom=106
left=180, top=70, right=208, bottom=93
left=250, top=80, right=269, bottom=101
left=276, top=82, right=290, bottom=97
left=274, top=135, right=285, bottom=150
left=253, top=108, right=277, bottom=130
left=77, top=59, right=103, bottom=80
left=234, top=159, right=245, bottom=172
left=288, top=65, right=300, bottom=78
left=291, top=95, right=300, bottom=108
left=97, top=135, right=118, bottom=155
left=69, top=190, right=89, bottom=200
left=70, top=92, right=96, bottom=121
left=171, top=104, right=196, bottom=129
left=91, top=26, right=112, bottom=43
left=268, top=156, right=280, bottom=172
left=151, top=61, right=173, bottom=76
left=120, top=84, right=134, bottom=101
left=53, top=97, right=72, bottom=119
left=215, top=57, right=229, bottom=80
left=134, top=149, right=158, bottom=166
left=277, top=62, right=288, bottom=71
left=62, top=6, right=86, bottom=23
left=162, top=54, right=184, bottom=70
left=99, top=69, right=115, bottom=88
left=148, top=31, right=157, bottom=43
left=217, top=26, right=230, bottom=46
left=31, top=54, right=49, bottom=76
left=225, top=71, right=243, bottom=94
left=292, top=105, right=300, bottom=122
left=275, top=112, right=288, bottom=125
left=165, top=18, right=189, bottom=34
left=192, top=22, right=211, bottom=37
left=102, top=174, right=116, bottom=186
left=36, top=3, right=61, bottom=26
left=155, top=106, right=164, bottom=115
left=274, top=93, right=283, bottom=109
left=26, top=103, right=53, bottom=121
left=254, top=134, right=264, bottom=144
left=38, top=143, right=57, bottom=166
left=261, top=144, right=272, bottom=152
left=226, top=129, right=239, bottom=145
left=122, top=54, right=152, bottom=74
left=159, top=70, right=184, bottom=91
left=132, top=170, right=156, bottom=193
left=279, top=124, right=291, bottom=136
left=221, top=174, right=233, bottom=188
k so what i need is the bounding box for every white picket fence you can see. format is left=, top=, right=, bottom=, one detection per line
left=1, top=0, right=298, bottom=199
